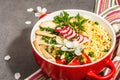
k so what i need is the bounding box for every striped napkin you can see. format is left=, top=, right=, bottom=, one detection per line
left=25, top=0, right=120, bottom=80
left=94, top=0, right=120, bottom=59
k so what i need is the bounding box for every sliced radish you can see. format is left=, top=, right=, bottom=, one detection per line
left=77, top=34, right=84, bottom=43
left=66, top=29, right=73, bottom=37
left=55, top=26, right=68, bottom=33
left=64, top=28, right=73, bottom=37
left=60, top=27, right=70, bottom=35
left=62, top=25, right=68, bottom=30
left=81, top=36, right=88, bottom=43
left=67, top=30, right=76, bottom=39
left=55, top=27, right=63, bottom=32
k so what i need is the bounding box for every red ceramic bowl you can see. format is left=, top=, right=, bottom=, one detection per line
left=30, top=9, right=116, bottom=80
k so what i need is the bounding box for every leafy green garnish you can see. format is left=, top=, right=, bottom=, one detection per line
left=75, top=13, right=82, bottom=21
left=56, top=50, right=62, bottom=55
left=88, top=51, right=94, bottom=57
left=53, top=11, right=88, bottom=32
left=50, top=45, right=55, bottom=53
left=74, top=14, right=88, bottom=31
left=41, top=36, right=57, bottom=44
left=50, top=37, right=57, bottom=44
left=53, top=11, right=71, bottom=26
left=55, top=50, right=75, bottom=64
left=56, top=50, right=63, bottom=59
left=40, top=27, right=59, bottom=35
left=65, top=51, right=75, bottom=64
left=41, top=36, right=50, bottom=43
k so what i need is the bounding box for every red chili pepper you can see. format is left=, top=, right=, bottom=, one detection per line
left=68, top=56, right=80, bottom=65
left=56, top=58, right=66, bottom=64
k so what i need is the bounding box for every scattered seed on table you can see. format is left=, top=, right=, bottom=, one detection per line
left=4, top=55, right=11, bottom=61
left=34, top=13, right=40, bottom=17
left=25, top=21, right=31, bottom=24
left=41, top=8, right=47, bottom=13
left=27, top=8, right=34, bottom=12
left=14, top=72, right=21, bottom=80
left=37, top=6, right=42, bottom=12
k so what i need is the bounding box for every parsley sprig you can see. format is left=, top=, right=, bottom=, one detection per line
left=53, top=11, right=72, bottom=27
left=53, top=11, right=88, bottom=32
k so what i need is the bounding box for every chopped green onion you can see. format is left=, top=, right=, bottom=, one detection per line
left=50, top=37, right=57, bottom=44
left=88, top=51, right=94, bottom=57
left=41, top=36, right=50, bottom=43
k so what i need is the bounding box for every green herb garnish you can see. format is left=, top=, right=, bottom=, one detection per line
left=53, top=11, right=87, bottom=32
left=56, top=50, right=62, bottom=55
left=50, top=37, right=57, bottom=44
left=88, top=51, right=94, bottom=57
left=56, top=50, right=75, bottom=64
left=41, top=36, right=50, bottom=43
left=50, top=45, right=54, bottom=53
left=53, top=11, right=71, bottom=26
left=42, top=36, right=57, bottom=44
left=40, top=27, right=59, bottom=35
left=65, top=51, right=75, bottom=64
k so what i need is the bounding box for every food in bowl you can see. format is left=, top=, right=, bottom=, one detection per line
left=33, top=11, right=112, bottom=65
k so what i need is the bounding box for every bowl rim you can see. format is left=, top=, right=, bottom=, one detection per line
left=30, top=9, right=116, bottom=67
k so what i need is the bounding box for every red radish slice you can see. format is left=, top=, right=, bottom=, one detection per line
left=60, top=27, right=70, bottom=34
left=55, top=26, right=68, bottom=33
left=60, top=28, right=70, bottom=36
left=60, top=29, right=68, bottom=35
left=64, top=29, right=73, bottom=37
left=77, top=35, right=84, bottom=43
left=67, top=30, right=76, bottom=39
left=82, top=36, right=88, bottom=43
left=55, top=26, right=89, bottom=40
left=55, top=27, right=63, bottom=32
left=62, top=26, right=68, bottom=30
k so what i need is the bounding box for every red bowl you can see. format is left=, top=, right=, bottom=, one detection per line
left=30, top=9, right=116, bottom=80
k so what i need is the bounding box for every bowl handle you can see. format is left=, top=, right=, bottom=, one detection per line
left=87, top=59, right=116, bottom=80
left=39, top=12, right=51, bottom=20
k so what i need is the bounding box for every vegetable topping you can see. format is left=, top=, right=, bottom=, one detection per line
left=33, top=11, right=111, bottom=66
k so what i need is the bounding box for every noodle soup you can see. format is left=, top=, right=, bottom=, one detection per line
left=33, top=11, right=111, bottom=65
